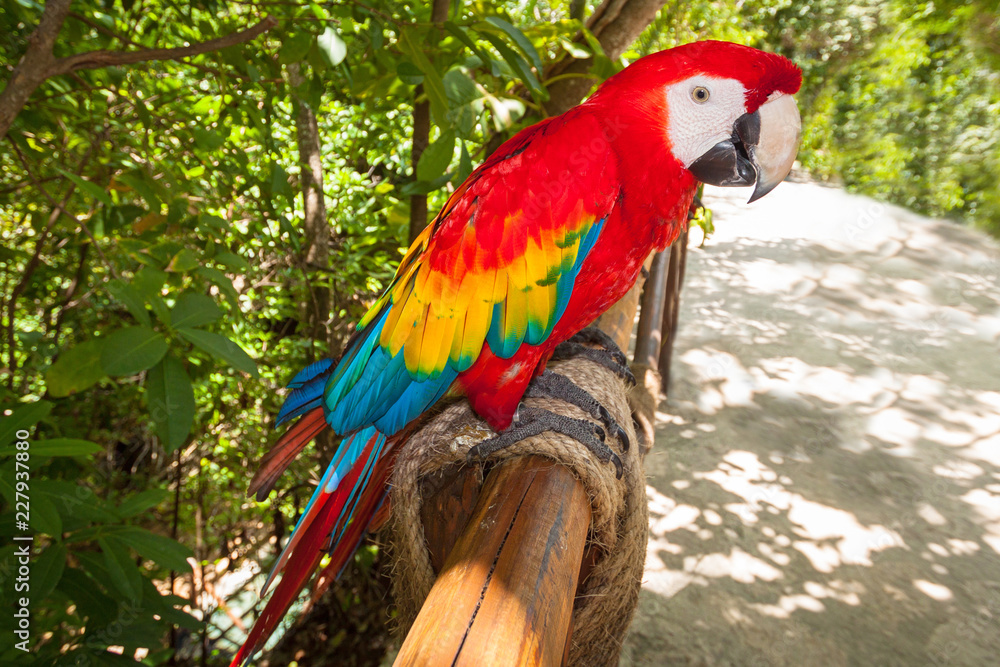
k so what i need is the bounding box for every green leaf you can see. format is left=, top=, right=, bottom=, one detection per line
left=485, top=96, right=526, bottom=130
left=398, top=27, right=449, bottom=123
left=45, top=339, right=107, bottom=397
left=455, top=141, right=473, bottom=184
left=32, top=493, right=62, bottom=536
left=34, top=479, right=118, bottom=524
left=165, top=248, right=200, bottom=273
left=279, top=31, right=313, bottom=64
left=100, top=326, right=168, bottom=376
left=478, top=32, right=547, bottom=101
left=58, top=567, right=117, bottom=625
left=191, top=95, right=219, bottom=116
left=178, top=328, right=259, bottom=377
left=116, top=489, right=170, bottom=518
left=581, top=27, right=617, bottom=80
left=117, top=171, right=162, bottom=211
left=317, top=27, right=347, bottom=66
left=107, top=279, right=151, bottom=326
left=559, top=37, right=590, bottom=59
left=196, top=267, right=239, bottom=309
left=104, top=204, right=144, bottom=235
left=443, top=69, right=482, bottom=106
left=139, top=577, right=201, bottom=627
left=117, top=526, right=193, bottom=571
left=444, top=22, right=493, bottom=64
left=484, top=17, right=543, bottom=72
left=148, top=294, right=171, bottom=325
left=56, top=169, right=113, bottom=206
left=215, top=251, right=249, bottom=271
left=132, top=266, right=168, bottom=298
left=309, top=2, right=329, bottom=20
left=170, top=293, right=222, bottom=329
left=0, top=401, right=53, bottom=448
left=33, top=543, right=67, bottom=602
left=146, top=355, right=195, bottom=452
left=191, top=126, right=224, bottom=150
left=417, top=130, right=456, bottom=182
left=98, top=537, right=142, bottom=603
left=269, top=163, right=292, bottom=199
left=73, top=549, right=110, bottom=581
left=25, top=438, right=102, bottom=457
left=396, top=61, right=424, bottom=85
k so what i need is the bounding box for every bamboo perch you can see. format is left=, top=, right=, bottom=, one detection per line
left=393, top=455, right=591, bottom=667
left=394, top=270, right=646, bottom=666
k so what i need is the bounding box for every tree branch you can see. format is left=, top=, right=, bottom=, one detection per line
left=0, top=0, right=73, bottom=139
left=0, top=2, right=276, bottom=139
left=49, top=15, right=278, bottom=77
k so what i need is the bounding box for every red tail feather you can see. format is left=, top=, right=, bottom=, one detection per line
left=230, top=431, right=382, bottom=667
left=248, top=408, right=327, bottom=501
left=311, top=444, right=398, bottom=603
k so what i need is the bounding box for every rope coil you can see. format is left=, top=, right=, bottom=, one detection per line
left=384, top=355, right=649, bottom=665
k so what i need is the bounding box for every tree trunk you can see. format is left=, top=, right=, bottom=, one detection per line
left=543, top=0, right=670, bottom=116
left=408, top=89, right=431, bottom=244
left=407, top=0, right=451, bottom=244
left=289, top=63, right=334, bottom=353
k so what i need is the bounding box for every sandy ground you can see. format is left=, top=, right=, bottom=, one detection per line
left=620, top=180, right=1000, bottom=666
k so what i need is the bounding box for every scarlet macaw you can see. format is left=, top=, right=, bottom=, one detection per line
left=233, top=39, right=802, bottom=664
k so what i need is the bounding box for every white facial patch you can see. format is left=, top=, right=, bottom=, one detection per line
left=665, top=76, right=748, bottom=168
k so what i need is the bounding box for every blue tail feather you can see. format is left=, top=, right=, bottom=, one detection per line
left=276, top=359, right=335, bottom=426
left=287, top=358, right=334, bottom=389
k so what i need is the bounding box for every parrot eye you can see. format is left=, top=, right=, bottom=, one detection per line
left=691, top=86, right=710, bottom=103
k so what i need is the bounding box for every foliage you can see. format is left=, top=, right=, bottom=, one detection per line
left=0, top=1, right=613, bottom=664
left=1, top=0, right=996, bottom=665
left=633, top=0, right=1000, bottom=234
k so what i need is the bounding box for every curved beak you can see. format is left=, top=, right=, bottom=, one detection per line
left=688, top=94, right=801, bottom=203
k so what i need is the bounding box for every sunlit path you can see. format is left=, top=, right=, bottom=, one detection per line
left=623, top=179, right=1000, bottom=666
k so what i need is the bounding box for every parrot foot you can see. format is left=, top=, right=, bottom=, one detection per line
left=552, top=327, right=636, bottom=387
left=524, top=370, right=630, bottom=452
left=469, top=406, right=623, bottom=479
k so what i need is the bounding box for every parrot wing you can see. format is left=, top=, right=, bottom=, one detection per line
left=277, top=109, right=621, bottom=438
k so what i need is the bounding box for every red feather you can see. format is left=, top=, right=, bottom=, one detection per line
left=248, top=408, right=327, bottom=502
left=230, top=430, right=381, bottom=667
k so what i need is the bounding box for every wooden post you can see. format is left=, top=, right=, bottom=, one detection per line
left=394, top=456, right=591, bottom=667
left=633, top=249, right=670, bottom=369
left=594, top=252, right=654, bottom=351
left=658, top=227, right=689, bottom=394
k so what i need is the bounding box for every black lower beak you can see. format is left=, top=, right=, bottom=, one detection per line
left=688, top=111, right=760, bottom=189
left=686, top=94, right=801, bottom=203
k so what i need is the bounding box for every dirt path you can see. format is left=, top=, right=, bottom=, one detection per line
left=621, top=180, right=1000, bottom=666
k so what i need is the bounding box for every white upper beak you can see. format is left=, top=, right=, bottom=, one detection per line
left=748, top=94, right=802, bottom=202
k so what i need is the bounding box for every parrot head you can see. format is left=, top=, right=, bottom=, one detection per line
left=592, top=40, right=803, bottom=203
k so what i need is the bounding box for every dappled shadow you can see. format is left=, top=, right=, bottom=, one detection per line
left=622, top=182, right=1000, bottom=667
